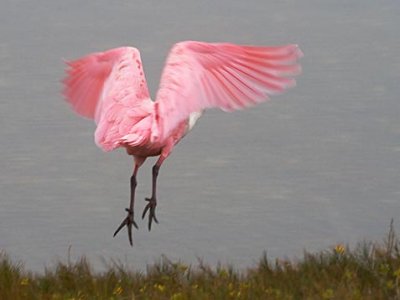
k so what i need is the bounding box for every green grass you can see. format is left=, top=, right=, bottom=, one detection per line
left=1, top=222, right=400, bottom=300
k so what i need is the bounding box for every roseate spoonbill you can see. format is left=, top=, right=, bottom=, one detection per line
left=63, top=41, right=302, bottom=245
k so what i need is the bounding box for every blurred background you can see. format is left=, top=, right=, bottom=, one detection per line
left=0, top=0, right=399, bottom=271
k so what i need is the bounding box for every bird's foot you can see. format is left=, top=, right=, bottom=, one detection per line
left=142, top=197, right=158, bottom=231
left=113, top=208, right=138, bottom=246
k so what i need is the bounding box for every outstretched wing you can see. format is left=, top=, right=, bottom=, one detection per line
left=63, top=47, right=153, bottom=151
left=153, top=41, right=302, bottom=142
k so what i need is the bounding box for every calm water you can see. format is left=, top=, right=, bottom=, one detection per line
left=1, top=0, right=399, bottom=271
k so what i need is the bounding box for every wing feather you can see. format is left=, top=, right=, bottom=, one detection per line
left=153, top=41, right=302, bottom=142
left=63, top=47, right=153, bottom=151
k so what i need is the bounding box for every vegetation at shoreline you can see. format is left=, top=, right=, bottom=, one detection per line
left=1, top=223, right=400, bottom=299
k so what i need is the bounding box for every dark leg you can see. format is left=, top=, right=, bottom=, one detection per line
left=142, top=164, right=160, bottom=230
left=113, top=165, right=139, bottom=246
left=142, top=141, right=173, bottom=231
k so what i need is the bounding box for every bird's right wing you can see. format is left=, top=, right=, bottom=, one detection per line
left=153, top=41, right=302, bottom=143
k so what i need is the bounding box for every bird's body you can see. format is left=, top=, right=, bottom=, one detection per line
left=63, top=41, right=302, bottom=245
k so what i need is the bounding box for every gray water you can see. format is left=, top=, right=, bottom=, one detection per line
left=1, top=0, right=399, bottom=272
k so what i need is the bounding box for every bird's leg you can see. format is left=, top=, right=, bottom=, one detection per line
left=113, top=164, right=140, bottom=246
left=142, top=164, right=160, bottom=230
left=142, top=141, right=173, bottom=231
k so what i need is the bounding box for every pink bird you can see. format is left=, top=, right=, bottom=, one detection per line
left=63, top=41, right=302, bottom=245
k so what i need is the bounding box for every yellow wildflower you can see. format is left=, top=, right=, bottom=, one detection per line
left=113, top=285, right=123, bottom=295
left=154, top=283, right=166, bottom=292
left=170, top=292, right=185, bottom=300
left=334, top=244, right=345, bottom=255
left=20, top=277, right=29, bottom=286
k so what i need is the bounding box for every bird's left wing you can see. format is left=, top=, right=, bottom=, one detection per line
left=63, top=47, right=153, bottom=151
left=63, top=47, right=151, bottom=123
left=153, top=41, right=303, bottom=143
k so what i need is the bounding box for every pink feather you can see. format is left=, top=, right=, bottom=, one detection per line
left=63, top=41, right=302, bottom=151
left=63, top=41, right=303, bottom=244
left=154, top=42, right=302, bottom=142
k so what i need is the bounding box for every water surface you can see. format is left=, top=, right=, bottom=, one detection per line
left=0, top=0, right=399, bottom=271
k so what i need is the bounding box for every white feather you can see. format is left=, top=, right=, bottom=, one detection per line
left=188, top=111, right=203, bottom=131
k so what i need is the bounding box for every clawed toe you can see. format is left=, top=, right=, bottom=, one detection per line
left=113, top=208, right=138, bottom=246
left=142, top=197, right=158, bottom=231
